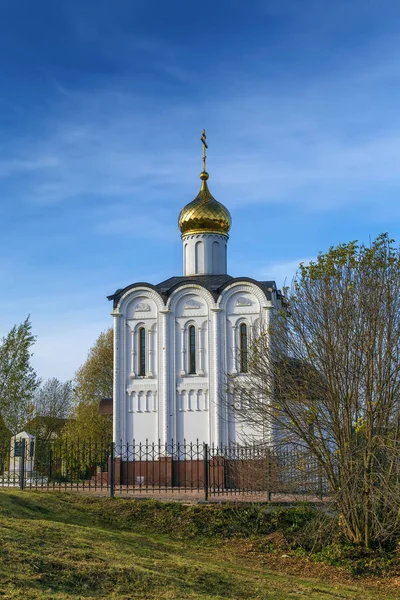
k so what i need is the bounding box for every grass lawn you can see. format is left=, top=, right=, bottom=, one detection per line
left=0, top=490, right=398, bottom=599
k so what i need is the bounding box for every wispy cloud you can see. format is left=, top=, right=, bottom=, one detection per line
left=2, top=0, right=400, bottom=382
left=3, top=53, right=400, bottom=218
left=258, top=258, right=315, bottom=290
left=95, top=213, right=176, bottom=240
left=0, top=156, right=60, bottom=177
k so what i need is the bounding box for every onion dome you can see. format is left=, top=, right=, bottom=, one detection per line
left=178, top=171, right=232, bottom=236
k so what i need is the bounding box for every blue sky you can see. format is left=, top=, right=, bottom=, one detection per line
left=2, top=0, right=400, bottom=382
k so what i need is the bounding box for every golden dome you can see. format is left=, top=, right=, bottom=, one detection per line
left=178, top=171, right=232, bottom=236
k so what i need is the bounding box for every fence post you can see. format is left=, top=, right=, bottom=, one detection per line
left=19, top=439, right=26, bottom=490
left=317, top=461, right=323, bottom=501
left=49, top=447, right=53, bottom=482
left=110, top=442, right=115, bottom=498
left=266, top=449, right=272, bottom=502
left=203, top=443, right=209, bottom=501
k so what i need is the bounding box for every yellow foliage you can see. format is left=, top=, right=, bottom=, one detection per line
left=61, top=328, right=113, bottom=446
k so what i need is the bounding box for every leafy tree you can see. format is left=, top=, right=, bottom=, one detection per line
left=28, top=378, right=73, bottom=441
left=74, top=328, right=113, bottom=404
left=231, top=234, right=400, bottom=548
left=62, top=328, right=113, bottom=446
left=0, top=316, right=39, bottom=435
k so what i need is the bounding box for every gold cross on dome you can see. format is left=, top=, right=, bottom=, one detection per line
left=200, top=129, right=208, bottom=172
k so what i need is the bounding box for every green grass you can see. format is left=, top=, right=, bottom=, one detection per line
left=0, top=490, right=397, bottom=599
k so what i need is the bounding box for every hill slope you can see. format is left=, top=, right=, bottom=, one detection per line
left=0, top=490, right=397, bottom=599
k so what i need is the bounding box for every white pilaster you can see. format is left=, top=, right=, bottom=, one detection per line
left=159, top=310, right=170, bottom=445
left=126, top=392, right=133, bottom=444
left=148, top=328, right=153, bottom=377
left=130, top=330, right=135, bottom=378
left=180, top=327, right=186, bottom=376
left=231, top=323, right=237, bottom=374
left=220, top=312, right=228, bottom=446
left=198, top=326, right=204, bottom=375
left=112, top=310, right=124, bottom=446
left=210, top=307, right=221, bottom=448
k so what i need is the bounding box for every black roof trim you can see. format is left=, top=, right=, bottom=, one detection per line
left=217, top=277, right=276, bottom=301
left=156, top=274, right=233, bottom=300
left=107, top=282, right=166, bottom=309
left=108, top=275, right=279, bottom=309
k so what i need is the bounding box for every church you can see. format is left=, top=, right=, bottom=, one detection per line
left=108, top=132, right=283, bottom=448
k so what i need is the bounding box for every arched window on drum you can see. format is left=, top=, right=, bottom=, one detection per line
left=239, top=323, right=248, bottom=373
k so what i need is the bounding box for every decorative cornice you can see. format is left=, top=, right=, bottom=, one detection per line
left=127, top=384, right=158, bottom=393
left=181, top=232, right=229, bottom=239
left=184, top=299, right=201, bottom=309
left=236, top=296, right=252, bottom=307
left=177, top=384, right=209, bottom=392
left=167, top=284, right=216, bottom=312
left=217, top=281, right=273, bottom=311
left=135, top=302, right=151, bottom=312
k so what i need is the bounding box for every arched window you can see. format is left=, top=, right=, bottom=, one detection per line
left=188, top=325, right=196, bottom=374
left=212, top=241, right=219, bottom=273
left=240, top=323, right=248, bottom=373
left=195, top=241, right=204, bottom=274
left=139, top=327, right=146, bottom=376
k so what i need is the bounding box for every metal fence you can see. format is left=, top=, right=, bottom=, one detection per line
left=0, top=437, right=330, bottom=501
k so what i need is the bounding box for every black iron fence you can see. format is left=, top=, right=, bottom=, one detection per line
left=0, top=437, right=330, bottom=501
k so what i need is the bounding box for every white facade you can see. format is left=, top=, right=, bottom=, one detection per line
left=109, top=166, right=282, bottom=447
left=110, top=276, right=282, bottom=447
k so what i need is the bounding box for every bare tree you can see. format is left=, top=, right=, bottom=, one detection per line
left=230, top=234, right=400, bottom=548
left=29, top=378, right=73, bottom=440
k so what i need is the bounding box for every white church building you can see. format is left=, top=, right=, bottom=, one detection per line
left=108, top=133, right=283, bottom=448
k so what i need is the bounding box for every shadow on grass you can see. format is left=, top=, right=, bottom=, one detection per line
left=0, top=490, right=398, bottom=600
left=0, top=516, right=266, bottom=599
